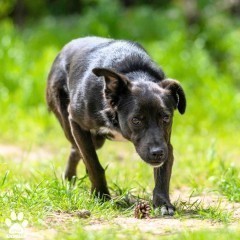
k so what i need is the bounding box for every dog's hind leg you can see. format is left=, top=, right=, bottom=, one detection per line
left=65, top=146, right=81, bottom=180
left=53, top=103, right=82, bottom=180
left=56, top=95, right=83, bottom=181
left=65, top=134, right=106, bottom=180
left=46, top=69, right=82, bottom=181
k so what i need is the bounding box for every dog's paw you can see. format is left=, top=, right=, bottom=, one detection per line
left=91, top=186, right=111, bottom=201
left=160, top=205, right=175, bottom=216
left=154, top=205, right=175, bottom=216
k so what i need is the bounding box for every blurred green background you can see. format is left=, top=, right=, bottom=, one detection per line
left=0, top=0, right=239, bottom=149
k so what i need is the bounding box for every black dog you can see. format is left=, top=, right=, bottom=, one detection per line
left=46, top=37, right=186, bottom=215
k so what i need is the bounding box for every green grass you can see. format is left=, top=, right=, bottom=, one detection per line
left=25, top=228, right=240, bottom=240
left=0, top=140, right=239, bottom=239
left=0, top=4, right=240, bottom=239
left=168, top=230, right=240, bottom=240
left=175, top=199, right=233, bottom=223
left=220, top=166, right=240, bottom=202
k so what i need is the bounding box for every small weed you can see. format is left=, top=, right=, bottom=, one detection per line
left=174, top=193, right=232, bottom=223
left=220, top=166, right=240, bottom=202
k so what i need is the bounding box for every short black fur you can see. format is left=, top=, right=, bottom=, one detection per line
left=46, top=36, right=186, bottom=215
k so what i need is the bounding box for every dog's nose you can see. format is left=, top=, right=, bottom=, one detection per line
left=150, top=147, right=164, bottom=159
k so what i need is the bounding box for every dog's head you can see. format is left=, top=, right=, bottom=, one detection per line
left=93, top=68, right=186, bottom=167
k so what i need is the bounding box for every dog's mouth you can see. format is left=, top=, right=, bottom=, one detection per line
left=148, top=161, right=164, bottom=168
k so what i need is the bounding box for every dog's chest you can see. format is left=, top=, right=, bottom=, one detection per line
left=91, top=127, right=127, bottom=141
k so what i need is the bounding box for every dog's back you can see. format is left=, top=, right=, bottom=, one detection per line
left=48, top=37, right=164, bottom=84
left=46, top=37, right=165, bottom=129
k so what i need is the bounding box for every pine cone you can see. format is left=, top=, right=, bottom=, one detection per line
left=134, top=201, right=151, bottom=219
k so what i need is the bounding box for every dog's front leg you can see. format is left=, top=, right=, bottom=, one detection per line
left=69, top=118, right=110, bottom=199
left=153, top=144, right=175, bottom=216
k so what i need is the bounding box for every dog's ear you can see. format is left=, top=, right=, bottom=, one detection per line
left=92, top=68, right=131, bottom=107
left=160, top=78, right=186, bottom=114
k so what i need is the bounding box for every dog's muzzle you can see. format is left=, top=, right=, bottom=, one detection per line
left=146, top=146, right=167, bottom=167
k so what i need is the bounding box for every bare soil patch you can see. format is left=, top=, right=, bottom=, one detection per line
left=0, top=144, right=53, bottom=162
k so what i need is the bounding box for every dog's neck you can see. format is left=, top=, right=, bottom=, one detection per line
left=93, top=108, right=127, bottom=141
left=104, top=108, right=119, bottom=129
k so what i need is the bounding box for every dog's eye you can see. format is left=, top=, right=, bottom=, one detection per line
left=163, top=115, right=170, bottom=123
left=132, top=117, right=142, bottom=126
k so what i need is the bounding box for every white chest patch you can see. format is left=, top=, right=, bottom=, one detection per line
left=91, top=127, right=127, bottom=141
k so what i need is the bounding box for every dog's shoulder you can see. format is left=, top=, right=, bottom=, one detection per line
left=107, top=40, right=165, bottom=81
left=85, top=38, right=165, bottom=81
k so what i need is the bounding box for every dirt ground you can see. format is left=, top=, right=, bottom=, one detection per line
left=1, top=144, right=240, bottom=239
left=24, top=192, right=240, bottom=240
